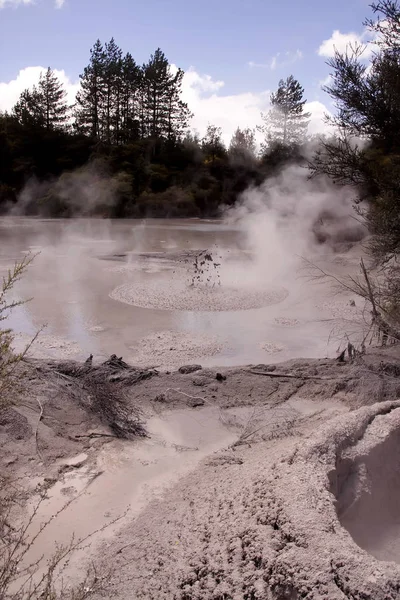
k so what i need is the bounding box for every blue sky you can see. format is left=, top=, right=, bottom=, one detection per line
left=0, top=0, right=374, bottom=140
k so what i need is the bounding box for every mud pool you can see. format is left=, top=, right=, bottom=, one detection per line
left=0, top=217, right=364, bottom=368
left=23, top=406, right=243, bottom=579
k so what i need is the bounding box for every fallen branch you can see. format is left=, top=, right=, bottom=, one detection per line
left=164, top=388, right=206, bottom=404
left=246, top=370, right=334, bottom=381
left=74, top=433, right=118, bottom=440
left=361, top=257, right=378, bottom=317
left=34, top=398, right=43, bottom=459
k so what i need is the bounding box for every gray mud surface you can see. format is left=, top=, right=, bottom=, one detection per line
left=3, top=346, right=400, bottom=598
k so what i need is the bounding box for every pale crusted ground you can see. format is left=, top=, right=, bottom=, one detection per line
left=129, top=330, right=226, bottom=367
left=4, top=348, right=400, bottom=599
left=97, top=388, right=400, bottom=600
left=110, top=280, right=288, bottom=312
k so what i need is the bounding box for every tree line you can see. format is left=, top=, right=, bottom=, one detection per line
left=0, top=37, right=313, bottom=218
left=13, top=42, right=192, bottom=143
left=10, top=39, right=310, bottom=148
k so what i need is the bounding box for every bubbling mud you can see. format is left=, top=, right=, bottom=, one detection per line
left=110, top=280, right=288, bottom=312
left=260, top=341, right=285, bottom=354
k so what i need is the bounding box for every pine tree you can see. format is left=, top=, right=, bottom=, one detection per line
left=164, top=67, right=192, bottom=141
left=141, top=49, right=191, bottom=140
left=75, top=39, right=106, bottom=138
left=103, top=38, right=123, bottom=144
left=229, top=127, right=257, bottom=160
left=12, top=87, right=44, bottom=127
left=38, top=67, right=70, bottom=130
left=259, top=75, right=311, bottom=148
left=141, top=48, right=170, bottom=139
left=120, top=52, right=141, bottom=143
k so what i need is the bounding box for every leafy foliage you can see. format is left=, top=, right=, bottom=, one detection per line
left=311, top=0, right=400, bottom=265
left=229, top=127, right=257, bottom=164
left=0, top=255, right=38, bottom=409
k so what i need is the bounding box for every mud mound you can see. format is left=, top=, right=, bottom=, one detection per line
left=316, top=297, right=362, bottom=320
left=110, top=281, right=288, bottom=312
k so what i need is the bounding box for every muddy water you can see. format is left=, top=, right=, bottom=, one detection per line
left=0, top=217, right=363, bottom=367
left=23, top=406, right=242, bottom=579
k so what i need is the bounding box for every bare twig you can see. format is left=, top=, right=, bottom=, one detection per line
left=246, top=370, right=335, bottom=381
left=74, top=433, right=118, bottom=439
left=34, top=399, right=43, bottom=460
left=361, top=257, right=378, bottom=316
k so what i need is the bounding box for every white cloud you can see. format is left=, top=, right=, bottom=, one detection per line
left=0, top=0, right=64, bottom=7
left=318, top=29, right=376, bottom=58
left=0, top=0, right=33, bottom=7
left=0, top=67, right=79, bottom=112
left=248, top=61, right=269, bottom=69
left=181, top=68, right=330, bottom=144
left=270, top=49, right=303, bottom=70
left=305, top=100, right=332, bottom=136
left=182, top=68, right=224, bottom=94
left=318, top=74, right=333, bottom=88
left=248, top=49, right=303, bottom=71
left=0, top=65, right=331, bottom=145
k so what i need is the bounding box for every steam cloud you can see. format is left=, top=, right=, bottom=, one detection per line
left=11, top=159, right=128, bottom=218
left=222, top=165, right=365, bottom=286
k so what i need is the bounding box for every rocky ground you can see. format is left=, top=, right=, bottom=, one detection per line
left=2, top=346, right=400, bottom=599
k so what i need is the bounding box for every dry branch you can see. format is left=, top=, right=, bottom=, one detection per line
left=246, top=370, right=334, bottom=381
left=34, top=356, right=155, bottom=439
left=34, top=399, right=43, bottom=460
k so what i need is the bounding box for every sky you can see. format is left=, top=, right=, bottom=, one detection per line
left=0, top=0, right=375, bottom=143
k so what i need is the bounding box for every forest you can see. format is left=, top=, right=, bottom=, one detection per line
left=0, top=0, right=400, bottom=232
left=0, top=40, right=313, bottom=218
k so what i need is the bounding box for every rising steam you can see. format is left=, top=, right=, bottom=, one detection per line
left=222, top=165, right=365, bottom=286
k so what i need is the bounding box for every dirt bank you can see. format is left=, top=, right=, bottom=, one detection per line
left=3, top=346, right=400, bottom=598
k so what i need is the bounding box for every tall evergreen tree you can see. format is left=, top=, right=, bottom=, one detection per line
left=120, top=52, right=141, bottom=143
left=259, top=75, right=311, bottom=148
left=38, top=67, right=70, bottom=130
left=12, top=87, right=44, bottom=127
left=164, top=67, right=192, bottom=141
left=75, top=39, right=106, bottom=138
left=102, top=38, right=123, bottom=144
left=141, top=49, right=191, bottom=140
left=310, top=1, right=400, bottom=262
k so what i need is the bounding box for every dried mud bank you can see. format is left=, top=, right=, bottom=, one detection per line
left=3, top=348, right=400, bottom=599
left=101, top=402, right=400, bottom=600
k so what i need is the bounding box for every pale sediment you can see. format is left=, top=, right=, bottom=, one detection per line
left=102, top=397, right=400, bottom=600
left=259, top=341, right=285, bottom=354
left=110, top=281, right=288, bottom=312
left=129, top=330, right=225, bottom=366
